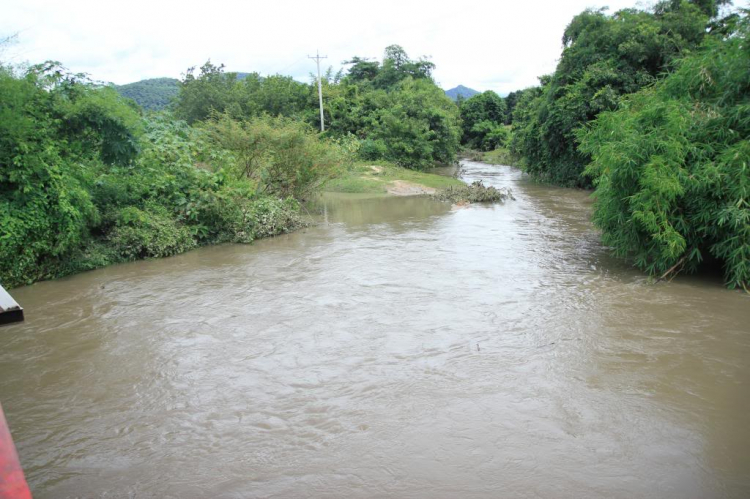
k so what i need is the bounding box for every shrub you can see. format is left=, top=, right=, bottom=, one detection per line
left=202, top=114, right=350, bottom=199
left=108, top=205, right=196, bottom=260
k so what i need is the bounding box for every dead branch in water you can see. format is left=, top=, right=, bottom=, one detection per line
left=658, top=256, right=686, bottom=282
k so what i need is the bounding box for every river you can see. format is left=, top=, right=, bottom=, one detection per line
left=1, top=161, right=748, bottom=498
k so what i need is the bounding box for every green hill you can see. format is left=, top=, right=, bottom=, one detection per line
left=115, top=73, right=258, bottom=111
left=115, top=77, right=179, bottom=111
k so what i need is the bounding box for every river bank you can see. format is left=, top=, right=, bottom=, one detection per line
left=323, top=162, right=464, bottom=196
left=2, top=161, right=463, bottom=290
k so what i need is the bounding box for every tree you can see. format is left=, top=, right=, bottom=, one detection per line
left=202, top=114, right=349, bottom=199
left=325, top=46, right=460, bottom=169
left=246, top=74, right=309, bottom=117
left=175, top=61, right=240, bottom=123
left=366, top=78, right=460, bottom=169
left=661, top=0, right=732, bottom=17
left=512, top=2, right=710, bottom=186
left=503, top=88, right=532, bottom=125
left=373, top=45, right=435, bottom=89
left=342, top=57, right=380, bottom=84
left=459, top=91, right=507, bottom=150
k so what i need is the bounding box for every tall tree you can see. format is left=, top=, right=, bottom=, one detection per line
left=511, top=1, right=710, bottom=186
left=459, top=91, right=507, bottom=150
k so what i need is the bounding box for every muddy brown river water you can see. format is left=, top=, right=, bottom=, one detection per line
left=1, top=161, right=749, bottom=498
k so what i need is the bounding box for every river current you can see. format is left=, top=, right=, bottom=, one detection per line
left=1, top=161, right=748, bottom=498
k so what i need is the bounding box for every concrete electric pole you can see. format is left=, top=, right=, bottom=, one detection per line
left=308, top=50, right=327, bottom=132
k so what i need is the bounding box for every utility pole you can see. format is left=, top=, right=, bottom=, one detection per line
left=308, top=50, right=327, bottom=132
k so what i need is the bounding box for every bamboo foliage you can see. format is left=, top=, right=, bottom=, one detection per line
left=579, top=17, right=749, bottom=289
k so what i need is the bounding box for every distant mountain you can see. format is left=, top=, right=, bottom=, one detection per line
left=445, top=85, right=480, bottom=101
left=115, top=77, right=179, bottom=111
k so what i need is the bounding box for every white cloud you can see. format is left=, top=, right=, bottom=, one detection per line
left=2, top=0, right=747, bottom=94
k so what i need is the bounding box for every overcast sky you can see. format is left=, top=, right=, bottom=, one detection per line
left=2, top=0, right=747, bottom=95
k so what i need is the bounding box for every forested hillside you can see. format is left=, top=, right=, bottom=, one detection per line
left=115, top=77, right=179, bottom=110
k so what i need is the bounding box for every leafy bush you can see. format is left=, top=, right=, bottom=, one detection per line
left=108, top=205, right=196, bottom=260
left=0, top=63, right=138, bottom=287
left=359, top=138, right=388, bottom=160
left=242, top=197, right=306, bottom=240
left=470, top=122, right=511, bottom=151
left=202, top=114, right=352, bottom=199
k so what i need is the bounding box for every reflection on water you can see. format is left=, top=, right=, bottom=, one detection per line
left=1, top=161, right=748, bottom=499
left=307, top=191, right=451, bottom=227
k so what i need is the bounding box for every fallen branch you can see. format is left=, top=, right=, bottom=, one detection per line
left=658, top=256, right=686, bottom=282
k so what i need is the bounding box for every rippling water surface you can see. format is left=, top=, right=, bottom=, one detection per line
left=1, top=161, right=749, bottom=498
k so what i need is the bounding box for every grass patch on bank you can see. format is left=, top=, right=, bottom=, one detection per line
left=324, top=162, right=464, bottom=194
left=482, top=148, right=522, bottom=167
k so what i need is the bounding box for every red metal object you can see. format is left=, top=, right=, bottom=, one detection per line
left=0, top=403, right=32, bottom=499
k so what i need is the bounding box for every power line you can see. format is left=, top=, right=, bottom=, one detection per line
left=266, top=56, right=307, bottom=77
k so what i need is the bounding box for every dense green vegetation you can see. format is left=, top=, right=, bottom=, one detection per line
left=458, top=91, right=509, bottom=151
left=455, top=89, right=519, bottom=166
left=0, top=64, right=351, bottom=288
left=4, top=8, right=747, bottom=289
left=114, top=73, right=257, bottom=112
left=579, top=15, right=749, bottom=289
left=499, top=0, right=747, bottom=289
left=449, top=0, right=746, bottom=288
left=115, top=77, right=179, bottom=111
left=511, top=1, right=718, bottom=187
left=175, top=62, right=310, bottom=124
